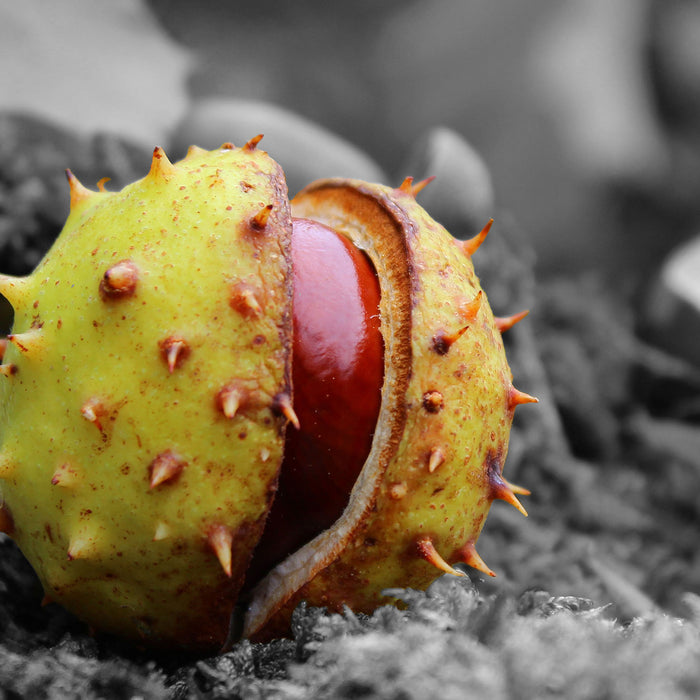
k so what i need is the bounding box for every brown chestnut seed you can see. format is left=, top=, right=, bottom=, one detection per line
left=245, top=217, right=383, bottom=585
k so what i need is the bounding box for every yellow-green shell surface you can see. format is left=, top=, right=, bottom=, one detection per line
left=0, top=144, right=293, bottom=651
left=245, top=180, right=528, bottom=638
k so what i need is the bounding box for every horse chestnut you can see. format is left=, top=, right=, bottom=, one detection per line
left=0, top=142, right=535, bottom=652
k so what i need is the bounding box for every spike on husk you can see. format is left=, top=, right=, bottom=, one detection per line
left=243, top=134, right=264, bottom=151
left=274, top=393, right=300, bottom=429
left=96, top=177, right=111, bottom=192
left=389, top=482, right=408, bottom=499
left=431, top=325, right=468, bottom=355
left=422, top=390, right=445, bottom=414
left=8, top=327, right=44, bottom=356
left=229, top=282, right=263, bottom=318
left=495, top=310, right=530, bottom=333
left=208, top=524, right=233, bottom=577
left=461, top=218, right=493, bottom=257
left=456, top=541, right=495, bottom=577
left=505, top=479, right=531, bottom=496
left=67, top=528, right=99, bottom=561
left=149, top=450, right=186, bottom=489
left=459, top=290, right=483, bottom=324
left=251, top=204, right=273, bottom=231
left=416, top=536, right=465, bottom=576
left=80, top=398, right=105, bottom=432
left=397, top=176, right=415, bottom=194
left=153, top=522, right=171, bottom=541
left=490, top=472, right=528, bottom=516
left=217, top=384, right=247, bottom=420
left=51, top=463, right=79, bottom=488
left=147, top=146, right=177, bottom=181
left=508, top=385, right=539, bottom=410
left=410, top=176, right=435, bottom=196
left=100, top=260, right=139, bottom=300
left=159, top=336, right=190, bottom=373
left=427, top=446, right=446, bottom=473
left=397, top=175, right=435, bottom=197
left=65, top=169, right=96, bottom=210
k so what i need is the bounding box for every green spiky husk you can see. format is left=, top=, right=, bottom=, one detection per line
left=0, top=144, right=293, bottom=651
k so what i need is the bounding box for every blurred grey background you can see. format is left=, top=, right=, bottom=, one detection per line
left=2, top=0, right=700, bottom=290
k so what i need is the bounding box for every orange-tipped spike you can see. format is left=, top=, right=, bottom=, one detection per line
left=148, top=146, right=177, bottom=181
left=208, top=524, right=233, bottom=577
left=65, top=169, right=96, bottom=210
left=96, top=177, right=111, bottom=192
left=99, top=259, right=139, bottom=300
left=411, top=176, right=436, bottom=196
left=0, top=364, right=17, bottom=377
left=250, top=204, right=274, bottom=231
left=80, top=398, right=105, bottom=432
left=0, top=338, right=6, bottom=362
left=506, top=478, right=531, bottom=496
left=495, top=309, right=530, bottom=333
left=0, top=273, right=29, bottom=308
left=461, top=219, right=493, bottom=257
left=41, top=594, right=54, bottom=607
left=51, top=462, right=79, bottom=488
left=457, top=541, right=495, bottom=577
left=508, top=385, right=539, bottom=410
left=275, top=393, right=300, bottom=429
left=431, top=324, right=469, bottom=355
left=0, top=503, right=14, bottom=535
left=397, top=176, right=416, bottom=194
left=159, top=336, right=190, bottom=373
left=243, top=134, right=264, bottom=151
left=218, top=384, right=246, bottom=419
left=490, top=473, right=528, bottom=516
left=416, top=536, right=465, bottom=577
left=428, top=447, right=446, bottom=473
left=459, top=290, right=483, bottom=323
left=149, top=450, right=186, bottom=489
left=220, top=142, right=235, bottom=151
left=398, top=175, right=435, bottom=197
left=8, top=327, right=44, bottom=356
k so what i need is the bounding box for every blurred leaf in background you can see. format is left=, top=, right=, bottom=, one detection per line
left=0, top=0, right=191, bottom=147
